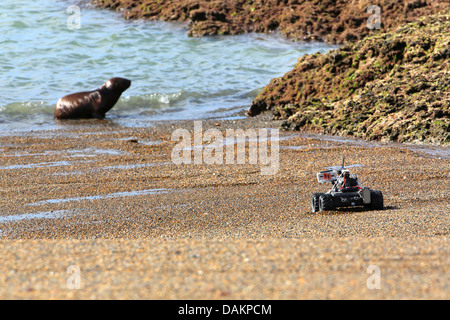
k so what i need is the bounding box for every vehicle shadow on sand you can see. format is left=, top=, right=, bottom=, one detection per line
left=309, top=205, right=399, bottom=215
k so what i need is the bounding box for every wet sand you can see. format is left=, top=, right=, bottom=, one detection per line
left=0, top=113, right=448, bottom=299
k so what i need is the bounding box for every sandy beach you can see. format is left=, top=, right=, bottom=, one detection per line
left=1, top=0, right=448, bottom=302
left=0, top=113, right=448, bottom=299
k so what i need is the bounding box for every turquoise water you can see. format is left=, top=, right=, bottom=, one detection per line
left=0, top=0, right=336, bottom=131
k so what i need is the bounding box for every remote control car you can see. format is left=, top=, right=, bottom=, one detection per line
left=312, top=157, right=383, bottom=212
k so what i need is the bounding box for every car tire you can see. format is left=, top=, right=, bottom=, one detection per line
left=312, top=193, right=322, bottom=213
left=319, top=194, right=334, bottom=211
left=370, top=190, right=384, bottom=210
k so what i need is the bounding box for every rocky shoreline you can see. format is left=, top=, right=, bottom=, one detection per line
left=249, top=13, right=450, bottom=144
left=91, top=0, right=449, bottom=44
left=91, top=0, right=450, bottom=145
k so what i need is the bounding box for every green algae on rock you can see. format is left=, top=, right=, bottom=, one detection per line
left=90, top=0, right=449, bottom=44
left=248, top=13, right=450, bottom=144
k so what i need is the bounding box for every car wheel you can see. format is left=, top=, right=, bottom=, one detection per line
left=370, top=190, right=384, bottom=210
left=312, top=193, right=322, bottom=213
left=319, top=194, right=334, bottom=211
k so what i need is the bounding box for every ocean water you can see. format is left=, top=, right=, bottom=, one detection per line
left=0, top=0, right=336, bottom=132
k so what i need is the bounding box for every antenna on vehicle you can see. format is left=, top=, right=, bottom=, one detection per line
left=341, top=156, right=345, bottom=170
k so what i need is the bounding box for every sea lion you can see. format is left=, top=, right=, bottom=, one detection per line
left=54, top=77, right=131, bottom=119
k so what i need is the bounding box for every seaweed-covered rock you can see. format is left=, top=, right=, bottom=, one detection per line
left=91, top=0, right=449, bottom=44
left=248, top=13, right=450, bottom=144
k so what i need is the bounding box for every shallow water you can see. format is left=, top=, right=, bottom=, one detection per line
left=0, top=210, right=70, bottom=223
left=0, top=161, right=72, bottom=170
left=28, top=188, right=169, bottom=206
left=0, top=0, right=336, bottom=132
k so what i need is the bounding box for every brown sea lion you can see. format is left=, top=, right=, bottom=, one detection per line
left=54, top=77, right=131, bottom=119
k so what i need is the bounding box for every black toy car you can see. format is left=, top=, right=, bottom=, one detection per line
left=312, top=158, right=383, bottom=212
